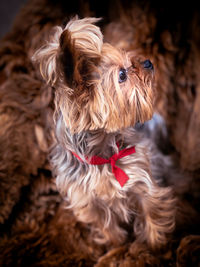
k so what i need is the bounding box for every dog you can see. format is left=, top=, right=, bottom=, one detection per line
left=33, top=16, right=176, bottom=249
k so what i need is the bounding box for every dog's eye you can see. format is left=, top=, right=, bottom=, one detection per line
left=119, top=68, right=127, bottom=83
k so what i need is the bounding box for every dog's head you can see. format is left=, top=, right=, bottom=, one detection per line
left=33, top=16, right=154, bottom=133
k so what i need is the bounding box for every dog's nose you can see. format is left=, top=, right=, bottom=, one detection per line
left=143, top=60, right=153, bottom=70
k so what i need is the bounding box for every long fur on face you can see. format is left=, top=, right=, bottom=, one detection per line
left=34, top=17, right=176, bottom=249
left=33, top=16, right=154, bottom=134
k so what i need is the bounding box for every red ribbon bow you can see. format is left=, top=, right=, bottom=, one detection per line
left=72, top=145, right=136, bottom=187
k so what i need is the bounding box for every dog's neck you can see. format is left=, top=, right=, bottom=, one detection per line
left=66, top=129, right=119, bottom=159
left=56, top=115, right=141, bottom=159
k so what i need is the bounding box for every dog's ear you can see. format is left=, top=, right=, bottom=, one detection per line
left=33, top=17, right=102, bottom=91
left=32, top=26, right=63, bottom=85
left=58, top=17, right=103, bottom=91
left=58, top=30, right=75, bottom=88
left=59, top=30, right=100, bottom=89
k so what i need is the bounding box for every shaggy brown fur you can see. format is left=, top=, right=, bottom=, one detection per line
left=103, top=1, right=200, bottom=173
left=33, top=16, right=176, bottom=249
left=0, top=0, right=200, bottom=266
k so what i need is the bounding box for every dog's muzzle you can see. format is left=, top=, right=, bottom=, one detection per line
left=143, top=59, right=153, bottom=70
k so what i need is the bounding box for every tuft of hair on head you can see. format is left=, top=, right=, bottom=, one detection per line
left=32, top=16, right=103, bottom=88
left=32, top=25, right=63, bottom=85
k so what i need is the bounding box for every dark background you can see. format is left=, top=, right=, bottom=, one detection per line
left=0, top=0, right=27, bottom=39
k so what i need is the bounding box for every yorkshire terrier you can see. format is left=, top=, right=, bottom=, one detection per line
left=33, top=17, right=176, bottom=249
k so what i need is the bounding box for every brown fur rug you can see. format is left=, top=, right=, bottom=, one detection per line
left=0, top=0, right=200, bottom=266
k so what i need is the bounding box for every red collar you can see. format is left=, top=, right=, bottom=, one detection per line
left=72, top=145, right=136, bottom=187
